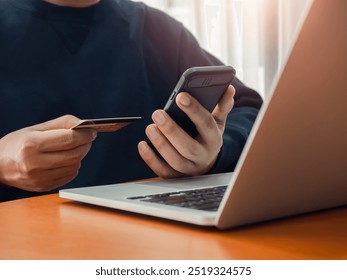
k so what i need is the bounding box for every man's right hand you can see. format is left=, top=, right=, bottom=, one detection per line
left=0, top=115, right=97, bottom=192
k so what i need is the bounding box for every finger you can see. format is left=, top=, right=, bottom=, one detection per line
left=38, top=143, right=93, bottom=169
left=151, top=111, right=204, bottom=161
left=211, top=85, right=235, bottom=130
left=146, top=124, right=195, bottom=173
left=50, top=174, right=79, bottom=190
left=175, top=92, right=221, bottom=148
left=51, top=142, right=92, bottom=166
left=21, top=164, right=81, bottom=192
left=47, top=162, right=81, bottom=175
left=37, top=173, right=79, bottom=192
left=138, top=141, right=184, bottom=178
left=36, top=128, right=96, bottom=152
left=40, top=164, right=81, bottom=183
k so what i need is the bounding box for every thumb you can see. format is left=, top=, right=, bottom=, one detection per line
left=32, top=115, right=81, bottom=131
left=212, top=85, right=235, bottom=129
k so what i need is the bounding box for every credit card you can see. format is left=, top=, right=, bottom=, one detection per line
left=71, top=117, right=141, bottom=132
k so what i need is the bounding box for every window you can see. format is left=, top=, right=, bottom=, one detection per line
left=134, top=0, right=312, bottom=99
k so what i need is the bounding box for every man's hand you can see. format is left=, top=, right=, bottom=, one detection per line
left=0, top=115, right=97, bottom=192
left=138, top=85, right=235, bottom=178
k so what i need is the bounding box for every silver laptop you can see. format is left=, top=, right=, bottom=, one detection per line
left=60, top=0, right=347, bottom=229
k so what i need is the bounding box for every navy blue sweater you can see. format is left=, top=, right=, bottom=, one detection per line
left=0, top=0, right=262, bottom=202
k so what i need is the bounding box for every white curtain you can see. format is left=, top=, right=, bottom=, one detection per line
left=137, top=0, right=312, bottom=99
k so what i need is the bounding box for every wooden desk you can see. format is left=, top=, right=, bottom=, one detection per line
left=1, top=194, right=347, bottom=260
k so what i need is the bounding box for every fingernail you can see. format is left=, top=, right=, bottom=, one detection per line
left=139, top=141, right=148, bottom=153
left=179, top=94, right=191, bottom=106
left=153, top=111, right=166, bottom=125
left=148, top=126, right=159, bottom=139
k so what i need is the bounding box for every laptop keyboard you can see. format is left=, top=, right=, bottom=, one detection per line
left=127, top=185, right=227, bottom=212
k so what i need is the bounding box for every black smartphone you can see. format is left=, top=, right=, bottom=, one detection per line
left=163, top=65, right=236, bottom=138
left=146, top=65, right=235, bottom=157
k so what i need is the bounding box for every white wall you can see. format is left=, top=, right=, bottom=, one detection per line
left=135, top=0, right=312, bottom=99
